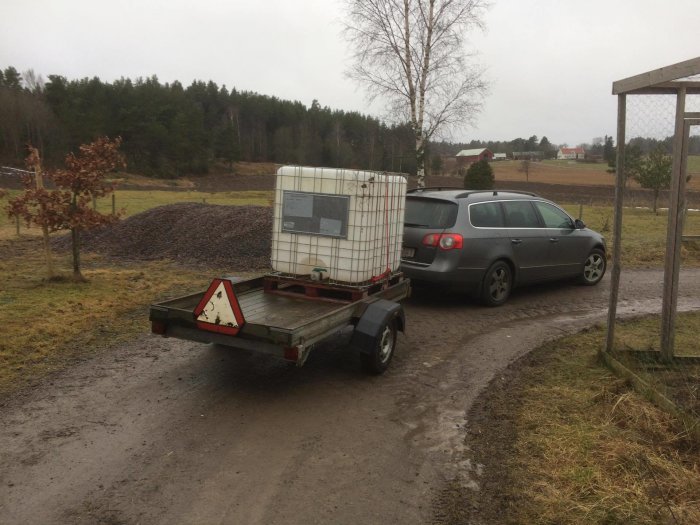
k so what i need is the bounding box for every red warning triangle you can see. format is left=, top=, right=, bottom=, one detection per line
left=193, top=278, right=245, bottom=335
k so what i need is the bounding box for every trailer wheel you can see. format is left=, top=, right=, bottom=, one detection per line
left=361, top=316, right=397, bottom=375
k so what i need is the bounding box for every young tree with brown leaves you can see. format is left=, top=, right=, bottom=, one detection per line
left=7, top=137, right=125, bottom=281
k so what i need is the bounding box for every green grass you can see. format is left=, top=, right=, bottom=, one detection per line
left=3, top=190, right=700, bottom=267
left=476, top=313, right=700, bottom=524
left=540, top=159, right=610, bottom=171
left=0, top=237, right=248, bottom=395
left=97, top=189, right=273, bottom=217
left=0, top=189, right=273, bottom=238
left=559, top=203, right=700, bottom=267
left=541, top=156, right=700, bottom=174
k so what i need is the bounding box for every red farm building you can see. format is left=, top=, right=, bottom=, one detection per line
left=455, top=148, right=493, bottom=167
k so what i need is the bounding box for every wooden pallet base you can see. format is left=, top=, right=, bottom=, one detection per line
left=263, top=273, right=405, bottom=304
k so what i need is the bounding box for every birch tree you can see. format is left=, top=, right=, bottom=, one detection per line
left=343, top=0, right=488, bottom=187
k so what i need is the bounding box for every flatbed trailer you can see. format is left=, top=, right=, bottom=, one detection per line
left=149, top=273, right=411, bottom=374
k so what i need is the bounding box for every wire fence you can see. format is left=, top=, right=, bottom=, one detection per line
left=606, top=70, right=700, bottom=442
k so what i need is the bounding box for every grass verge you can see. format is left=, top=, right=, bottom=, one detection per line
left=0, top=237, right=244, bottom=396
left=459, top=313, right=700, bottom=525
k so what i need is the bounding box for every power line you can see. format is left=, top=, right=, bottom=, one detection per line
left=0, top=166, right=33, bottom=176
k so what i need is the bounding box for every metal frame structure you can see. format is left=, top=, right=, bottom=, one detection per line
left=605, top=57, right=700, bottom=360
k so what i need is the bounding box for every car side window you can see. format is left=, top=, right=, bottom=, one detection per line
left=534, top=201, right=574, bottom=229
left=469, top=202, right=504, bottom=227
left=502, top=201, right=540, bottom=228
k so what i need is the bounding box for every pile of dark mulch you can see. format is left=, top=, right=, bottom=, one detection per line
left=53, top=203, right=272, bottom=270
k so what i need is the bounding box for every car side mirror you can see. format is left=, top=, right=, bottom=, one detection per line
left=574, top=218, right=586, bottom=229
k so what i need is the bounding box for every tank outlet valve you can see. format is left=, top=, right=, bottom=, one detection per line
left=310, top=268, right=329, bottom=281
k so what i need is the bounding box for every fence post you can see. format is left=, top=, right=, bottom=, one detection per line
left=112, top=193, right=116, bottom=216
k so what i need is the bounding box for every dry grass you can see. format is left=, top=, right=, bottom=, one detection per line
left=492, top=159, right=700, bottom=191
left=0, top=237, right=231, bottom=395
left=96, top=189, right=273, bottom=217
left=498, top=315, right=700, bottom=524
left=557, top=204, right=700, bottom=268
left=228, top=161, right=281, bottom=176
left=106, top=171, right=195, bottom=189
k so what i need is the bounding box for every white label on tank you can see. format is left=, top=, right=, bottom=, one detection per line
left=320, top=218, right=342, bottom=237
left=284, top=193, right=313, bottom=218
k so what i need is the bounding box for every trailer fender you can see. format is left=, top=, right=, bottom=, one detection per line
left=351, top=299, right=405, bottom=355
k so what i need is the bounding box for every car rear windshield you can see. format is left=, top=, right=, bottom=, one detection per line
left=404, top=197, right=458, bottom=229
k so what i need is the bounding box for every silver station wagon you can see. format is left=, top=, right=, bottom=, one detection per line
left=400, top=188, right=607, bottom=306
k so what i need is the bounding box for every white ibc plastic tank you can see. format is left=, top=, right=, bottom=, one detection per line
left=271, top=166, right=407, bottom=285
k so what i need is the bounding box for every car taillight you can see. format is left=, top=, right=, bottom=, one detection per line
left=422, top=233, right=463, bottom=250
left=439, top=234, right=463, bottom=250
left=422, top=233, right=440, bottom=247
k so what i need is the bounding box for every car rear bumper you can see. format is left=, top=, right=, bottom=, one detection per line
left=400, top=259, right=485, bottom=288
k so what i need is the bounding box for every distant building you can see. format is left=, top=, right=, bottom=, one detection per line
left=512, top=151, right=543, bottom=160
left=456, top=148, right=493, bottom=167
left=557, top=147, right=585, bottom=160
left=493, top=153, right=507, bottom=161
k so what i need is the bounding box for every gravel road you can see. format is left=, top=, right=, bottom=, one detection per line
left=2, top=269, right=700, bottom=525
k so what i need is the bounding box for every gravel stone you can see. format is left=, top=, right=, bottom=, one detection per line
left=53, top=203, right=272, bottom=270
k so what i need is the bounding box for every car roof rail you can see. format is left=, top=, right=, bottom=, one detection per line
left=406, top=187, right=540, bottom=198
left=406, top=186, right=463, bottom=193
left=493, top=190, right=540, bottom=197
left=456, top=189, right=540, bottom=198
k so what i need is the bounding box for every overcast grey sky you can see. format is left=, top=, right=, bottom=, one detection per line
left=1, top=0, right=698, bottom=146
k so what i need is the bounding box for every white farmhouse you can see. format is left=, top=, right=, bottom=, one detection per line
left=557, top=147, right=585, bottom=160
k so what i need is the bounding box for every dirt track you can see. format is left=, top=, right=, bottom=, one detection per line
left=2, top=269, right=700, bottom=524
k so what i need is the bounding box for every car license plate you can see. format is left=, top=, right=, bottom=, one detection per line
left=401, top=247, right=415, bottom=258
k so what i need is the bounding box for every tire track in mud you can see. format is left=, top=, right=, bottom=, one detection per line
left=390, top=271, right=700, bottom=495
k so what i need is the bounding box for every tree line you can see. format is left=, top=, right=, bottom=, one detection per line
left=3, top=66, right=696, bottom=179
left=0, top=66, right=421, bottom=178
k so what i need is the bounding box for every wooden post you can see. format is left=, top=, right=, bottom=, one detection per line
left=604, top=94, right=626, bottom=356
left=112, top=193, right=116, bottom=216
left=660, top=88, right=689, bottom=361
left=30, top=148, right=54, bottom=279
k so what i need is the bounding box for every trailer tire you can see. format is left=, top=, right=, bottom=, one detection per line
left=361, top=316, right=397, bottom=375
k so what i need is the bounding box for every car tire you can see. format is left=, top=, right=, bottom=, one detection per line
left=481, top=260, right=512, bottom=307
left=360, top=316, right=397, bottom=375
left=578, top=248, right=606, bottom=286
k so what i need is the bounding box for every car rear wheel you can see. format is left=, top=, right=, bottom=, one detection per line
left=481, top=261, right=512, bottom=307
left=579, top=248, right=606, bottom=285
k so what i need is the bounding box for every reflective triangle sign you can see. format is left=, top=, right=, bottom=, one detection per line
left=193, top=278, right=245, bottom=335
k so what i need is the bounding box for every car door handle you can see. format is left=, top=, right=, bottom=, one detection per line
left=511, top=239, right=522, bottom=245
left=549, top=238, right=559, bottom=243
